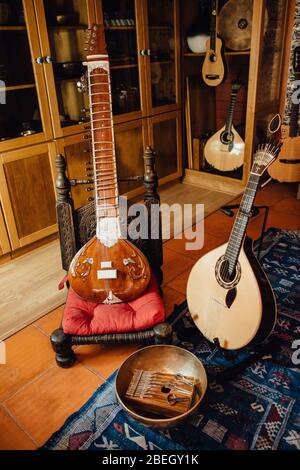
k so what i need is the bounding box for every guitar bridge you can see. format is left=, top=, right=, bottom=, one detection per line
left=205, top=74, right=220, bottom=79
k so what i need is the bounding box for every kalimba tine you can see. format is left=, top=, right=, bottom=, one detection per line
left=125, top=369, right=197, bottom=418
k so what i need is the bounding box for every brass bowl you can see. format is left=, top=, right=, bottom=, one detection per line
left=115, top=345, right=207, bottom=429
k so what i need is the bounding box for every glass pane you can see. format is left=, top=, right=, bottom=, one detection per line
left=102, top=0, right=141, bottom=115
left=0, top=0, right=43, bottom=141
left=148, top=0, right=176, bottom=108
left=153, top=119, right=177, bottom=178
left=43, top=0, right=89, bottom=127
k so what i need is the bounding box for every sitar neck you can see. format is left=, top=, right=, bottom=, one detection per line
left=86, top=54, right=119, bottom=228
left=224, top=171, right=260, bottom=273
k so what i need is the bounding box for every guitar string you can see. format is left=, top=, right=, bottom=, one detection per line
left=219, top=144, right=274, bottom=284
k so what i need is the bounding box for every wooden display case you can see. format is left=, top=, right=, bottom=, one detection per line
left=0, top=0, right=182, bottom=259
left=182, top=0, right=289, bottom=194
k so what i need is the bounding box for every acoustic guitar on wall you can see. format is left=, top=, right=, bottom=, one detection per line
left=204, top=81, right=244, bottom=171
left=187, top=141, right=282, bottom=350
left=268, top=46, right=300, bottom=182
left=202, top=0, right=226, bottom=87
left=68, top=24, right=151, bottom=304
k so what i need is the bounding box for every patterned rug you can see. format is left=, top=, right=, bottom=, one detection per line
left=43, top=229, right=300, bottom=451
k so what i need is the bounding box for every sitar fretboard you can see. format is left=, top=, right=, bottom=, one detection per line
left=86, top=55, right=119, bottom=221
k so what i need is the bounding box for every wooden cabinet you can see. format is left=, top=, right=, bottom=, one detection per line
left=0, top=0, right=53, bottom=153
left=182, top=0, right=289, bottom=194
left=0, top=143, right=57, bottom=249
left=0, top=0, right=182, bottom=258
left=95, top=0, right=181, bottom=121
left=0, top=203, right=10, bottom=256
left=148, top=110, right=182, bottom=184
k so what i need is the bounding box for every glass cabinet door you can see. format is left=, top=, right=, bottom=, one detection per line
left=100, top=0, right=143, bottom=119
left=35, top=0, right=93, bottom=137
left=145, top=0, right=180, bottom=113
left=0, top=0, right=50, bottom=146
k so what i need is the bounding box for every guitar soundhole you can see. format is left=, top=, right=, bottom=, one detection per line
left=215, top=256, right=241, bottom=289
left=209, top=53, right=216, bottom=63
left=220, top=131, right=233, bottom=145
left=238, top=18, right=248, bottom=30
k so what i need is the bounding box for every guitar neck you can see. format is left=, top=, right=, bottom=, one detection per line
left=210, top=0, right=217, bottom=52
left=225, top=89, right=238, bottom=133
left=225, top=171, right=260, bottom=272
left=86, top=55, right=119, bottom=224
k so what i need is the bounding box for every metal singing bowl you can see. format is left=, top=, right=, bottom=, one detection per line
left=115, top=345, right=207, bottom=429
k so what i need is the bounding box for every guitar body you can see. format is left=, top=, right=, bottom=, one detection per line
left=69, top=237, right=151, bottom=303
left=202, top=37, right=225, bottom=87
left=204, top=124, right=245, bottom=171
left=268, top=126, right=300, bottom=182
left=187, top=237, right=276, bottom=350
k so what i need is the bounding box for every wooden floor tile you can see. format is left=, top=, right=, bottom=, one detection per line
left=265, top=209, right=300, bottom=231
left=254, top=182, right=297, bottom=206
left=76, top=344, right=139, bottom=380
left=165, top=231, right=225, bottom=260
left=5, top=362, right=101, bottom=447
left=203, top=211, right=235, bottom=239
left=0, top=406, right=36, bottom=450
left=34, top=305, right=64, bottom=337
left=271, top=196, right=300, bottom=216
left=162, top=286, right=186, bottom=317
left=166, top=266, right=193, bottom=295
left=0, top=325, right=54, bottom=403
left=162, top=248, right=194, bottom=285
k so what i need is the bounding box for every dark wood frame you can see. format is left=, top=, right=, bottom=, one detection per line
left=51, top=147, right=172, bottom=368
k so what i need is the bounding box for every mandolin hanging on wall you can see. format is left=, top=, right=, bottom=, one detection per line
left=68, top=24, right=150, bottom=304
left=204, top=81, right=244, bottom=171
left=202, top=0, right=226, bottom=87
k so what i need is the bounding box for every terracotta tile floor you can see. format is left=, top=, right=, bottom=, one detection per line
left=0, top=182, right=299, bottom=449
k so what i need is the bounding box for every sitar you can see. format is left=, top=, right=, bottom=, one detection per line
left=204, top=81, right=244, bottom=171
left=69, top=24, right=150, bottom=304
left=187, top=141, right=282, bottom=350
left=202, top=0, right=225, bottom=87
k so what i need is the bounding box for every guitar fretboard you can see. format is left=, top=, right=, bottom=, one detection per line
left=86, top=56, right=119, bottom=221
left=225, top=172, right=260, bottom=272
left=225, top=91, right=238, bottom=134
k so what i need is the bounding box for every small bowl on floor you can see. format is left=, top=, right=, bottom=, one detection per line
left=115, top=344, right=207, bottom=429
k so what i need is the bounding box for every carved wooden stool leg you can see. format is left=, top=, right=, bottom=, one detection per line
left=50, top=328, right=76, bottom=368
left=153, top=322, right=173, bottom=345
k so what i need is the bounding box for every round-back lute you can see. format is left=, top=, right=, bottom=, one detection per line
left=68, top=24, right=150, bottom=303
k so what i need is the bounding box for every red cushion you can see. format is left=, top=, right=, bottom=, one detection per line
left=62, top=274, right=164, bottom=336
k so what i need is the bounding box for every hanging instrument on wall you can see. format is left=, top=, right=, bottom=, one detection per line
left=68, top=24, right=151, bottom=304
left=187, top=141, right=282, bottom=350
left=202, top=0, right=226, bottom=87
left=268, top=46, right=300, bottom=183
left=204, top=81, right=244, bottom=171
left=218, top=0, right=268, bottom=52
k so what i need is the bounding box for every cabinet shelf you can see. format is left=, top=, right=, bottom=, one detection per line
left=105, top=26, right=136, bottom=31
left=49, top=25, right=87, bottom=31
left=111, top=63, right=138, bottom=70
left=0, top=83, right=36, bottom=92
left=184, top=51, right=251, bottom=57
left=0, top=26, right=27, bottom=31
